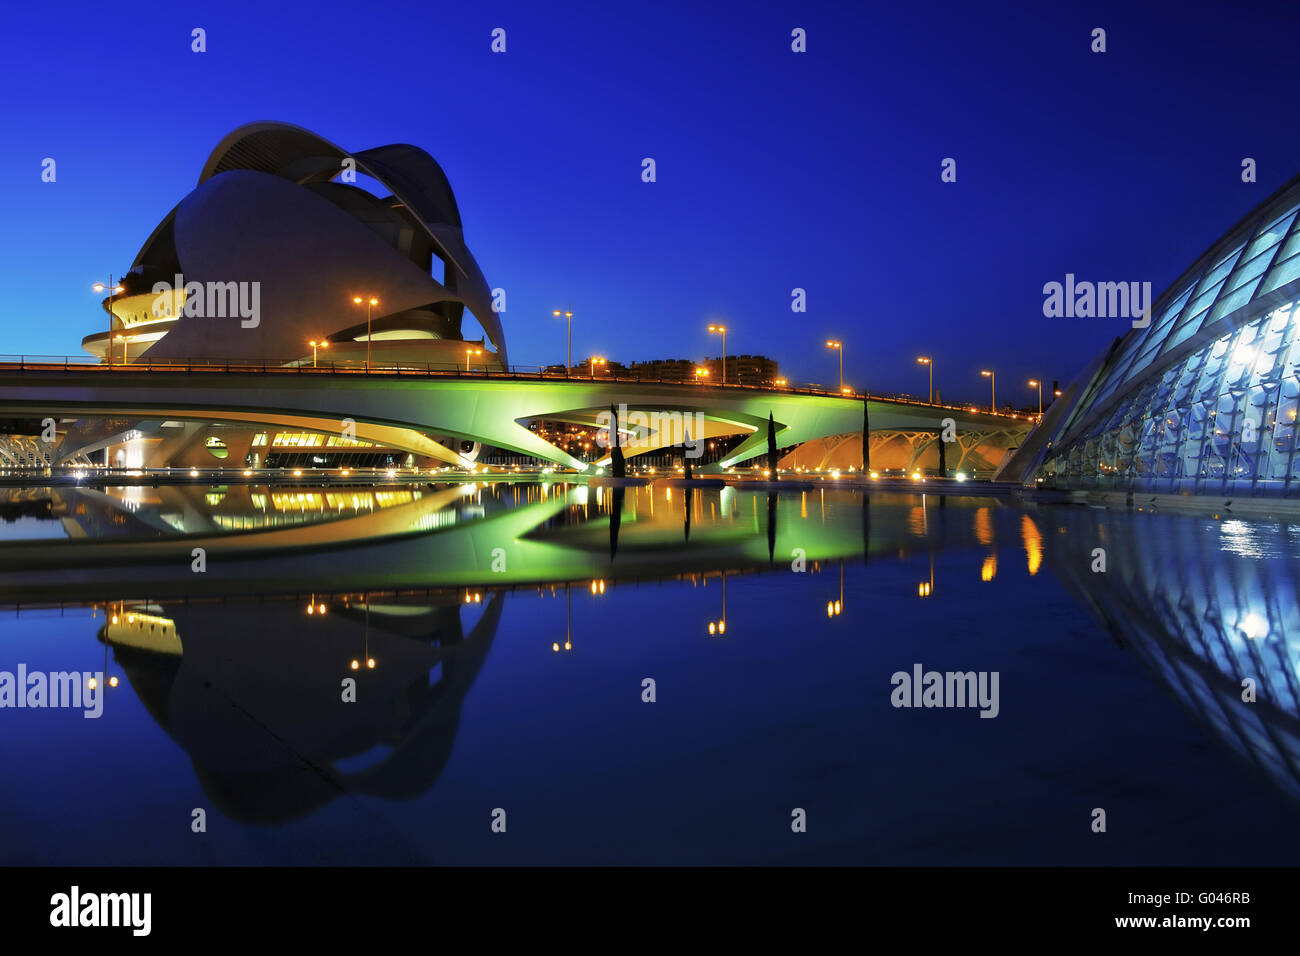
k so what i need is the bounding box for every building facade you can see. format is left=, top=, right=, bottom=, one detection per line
left=1004, top=172, right=1300, bottom=497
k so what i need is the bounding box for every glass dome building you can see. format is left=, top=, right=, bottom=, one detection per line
left=1009, top=172, right=1300, bottom=497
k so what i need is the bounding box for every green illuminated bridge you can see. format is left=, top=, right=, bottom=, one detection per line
left=0, top=359, right=1031, bottom=474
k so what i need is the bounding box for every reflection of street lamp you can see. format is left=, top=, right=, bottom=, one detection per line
left=1028, top=379, right=1043, bottom=419
left=352, top=296, right=379, bottom=370
left=707, top=324, right=727, bottom=384
left=827, top=561, right=845, bottom=615
left=308, top=339, right=329, bottom=368
left=465, top=347, right=482, bottom=372
left=916, top=356, right=933, bottom=403
left=93, top=278, right=125, bottom=367
left=981, top=369, right=996, bottom=412
left=826, top=340, right=843, bottom=392
left=590, top=356, right=606, bottom=379
left=917, top=555, right=935, bottom=597
left=553, top=584, right=573, bottom=652
left=707, top=572, right=727, bottom=635
left=553, top=306, right=574, bottom=370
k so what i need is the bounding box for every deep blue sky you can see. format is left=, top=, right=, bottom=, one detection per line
left=2, top=0, right=1298, bottom=405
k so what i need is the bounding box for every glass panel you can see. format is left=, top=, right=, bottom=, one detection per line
left=1208, top=278, right=1263, bottom=324
left=1241, top=208, right=1298, bottom=262
left=1260, top=253, right=1300, bottom=297
left=1195, top=243, right=1246, bottom=295
left=1225, top=246, right=1280, bottom=295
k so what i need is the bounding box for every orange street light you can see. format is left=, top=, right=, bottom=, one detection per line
left=707, top=324, right=728, bottom=384
left=694, top=367, right=710, bottom=382
left=93, top=278, right=126, bottom=367
left=465, top=347, right=483, bottom=372
left=352, top=296, right=379, bottom=370
left=917, top=356, right=933, bottom=403
left=826, top=340, right=843, bottom=392
left=553, top=306, right=574, bottom=369
left=308, top=339, right=329, bottom=368
left=590, top=356, right=606, bottom=379
left=981, top=369, right=996, bottom=412
left=1028, top=379, right=1042, bottom=419
left=774, top=377, right=788, bottom=387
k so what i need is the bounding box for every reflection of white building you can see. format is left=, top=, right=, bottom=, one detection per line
left=1048, top=505, right=1300, bottom=802
left=1004, top=172, right=1300, bottom=496
left=82, top=121, right=505, bottom=371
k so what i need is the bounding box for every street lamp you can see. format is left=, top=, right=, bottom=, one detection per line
left=308, top=339, right=328, bottom=368
left=981, top=369, right=996, bottom=412
left=553, top=306, right=574, bottom=370
left=93, top=278, right=125, bottom=367
left=694, top=367, right=710, bottom=382
left=590, top=356, right=606, bottom=379
left=465, top=347, right=482, bottom=372
left=916, top=356, right=933, bottom=403
left=352, top=296, right=379, bottom=370
left=707, top=324, right=727, bottom=384
left=1028, top=379, right=1042, bottom=419
left=826, top=340, right=843, bottom=392
left=774, top=377, right=788, bottom=387
left=112, top=333, right=127, bottom=366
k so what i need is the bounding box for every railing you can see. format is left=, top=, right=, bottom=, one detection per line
left=0, top=354, right=1037, bottom=420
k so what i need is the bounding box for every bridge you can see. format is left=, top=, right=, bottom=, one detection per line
left=0, top=358, right=1032, bottom=474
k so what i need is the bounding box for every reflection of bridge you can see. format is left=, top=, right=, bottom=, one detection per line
left=0, top=483, right=877, bottom=601
left=0, top=362, right=1030, bottom=473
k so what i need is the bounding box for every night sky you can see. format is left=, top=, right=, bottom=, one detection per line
left=3, top=0, right=1298, bottom=406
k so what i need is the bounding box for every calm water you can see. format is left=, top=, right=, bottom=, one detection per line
left=1, top=480, right=1298, bottom=865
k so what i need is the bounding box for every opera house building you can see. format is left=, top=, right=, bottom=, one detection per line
left=1002, top=172, right=1300, bottom=499
left=82, top=121, right=505, bottom=372
left=66, top=122, right=504, bottom=471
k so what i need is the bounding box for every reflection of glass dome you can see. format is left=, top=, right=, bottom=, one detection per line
left=1014, top=172, right=1300, bottom=495
left=1044, top=505, right=1300, bottom=802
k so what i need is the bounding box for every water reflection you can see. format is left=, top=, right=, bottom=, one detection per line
left=102, top=592, right=501, bottom=823
left=1042, top=505, right=1300, bottom=802
left=6, top=482, right=1300, bottom=858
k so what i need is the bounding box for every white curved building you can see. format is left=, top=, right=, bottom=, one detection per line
left=83, top=121, right=505, bottom=371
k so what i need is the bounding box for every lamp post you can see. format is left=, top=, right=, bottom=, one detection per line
left=826, top=340, right=843, bottom=392
left=92, top=278, right=125, bottom=367
left=465, top=347, right=482, bottom=372
left=308, top=339, right=328, bottom=368
left=352, top=296, right=379, bottom=370
left=917, top=356, right=933, bottom=403
left=694, top=367, right=709, bottom=382
left=1028, top=379, right=1042, bottom=420
left=553, top=306, right=574, bottom=370
left=981, top=369, right=996, bottom=413
left=112, top=333, right=127, bottom=366
left=707, top=324, right=727, bottom=384
left=590, top=356, right=606, bottom=379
